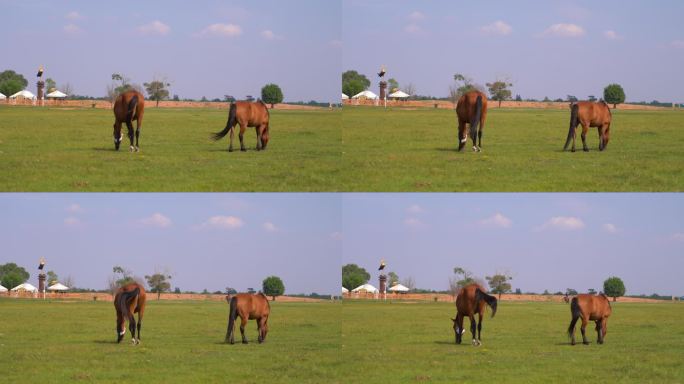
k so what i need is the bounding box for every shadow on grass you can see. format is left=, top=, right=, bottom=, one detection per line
left=91, top=147, right=116, bottom=152
left=93, top=339, right=117, bottom=344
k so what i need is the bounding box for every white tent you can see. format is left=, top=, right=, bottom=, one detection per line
left=48, top=283, right=70, bottom=291
left=342, top=287, right=349, bottom=293
left=388, top=283, right=410, bottom=292
left=351, top=283, right=378, bottom=293
left=11, top=283, right=38, bottom=292
left=10, top=90, right=36, bottom=99
left=46, top=90, right=67, bottom=98
left=0, top=285, right=7, bottom=292
left=351, top=90, right=378, bottom=100
left=341, top=93, right=349, bottom=100
left=389, top=90, right=410, bottom=98
left=0, top=92, right=6, bottom=100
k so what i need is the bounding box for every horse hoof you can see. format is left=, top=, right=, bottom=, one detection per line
left=228, top=148, right=233, bottom=152
left=129, top=146, right=135, bottom=152
left=241, top=149, right=246, bottom=152
left=583, top=342, right=590, bottom=345
left=135, top=147, right=140, bottom=152
left=583, top=148, right=589, bottom=152
left=571, top=148, right=576, bottom=153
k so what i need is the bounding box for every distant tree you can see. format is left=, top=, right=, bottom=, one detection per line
left=603, top=276, right=626, bottom=301
left=46, top=270, right=59, bottom=285
left=515, top=94, right=522, bottom=101
left=173, top=287, right=181, bottom=294
left=247, top=287, right=256, bottom=294
left=200, top=96, right=208, bottom=102
left=62, top=275, right=75, bottom=289
left=245, top=95, right=255, bottom=102
left=211, top=98, right=221, bottom=102
left=486, top=274, right=513, bottom=299
left=449, top=267, right=476, bottom=295
left=224, top=95, right=235, bottom=103
left=342, top=70, right=370, bottom=98
left=403, top=83, right=416, bottom=98
left=543, top=289, right=550, bottom=295
left=387, top=271, right=399, bottom=287
left=588, top=288, right=597, bottom=294
left=603, top=84, right=626, bottom=108
left=401, top=276, right=415, bottom=291
left=172, top=94, right=180, bottom=101
left=554, top=98, right=564, bottom=102
left=0, top=70, right=28, bottom=96
left=542, top=96, right=551, bottom=102
left=486, top=80, right=513, bottom=107
left=108, top=265, right=136, bottom=294
left=144, top=79, right=171, bottom=107
left=588, top=95, right=597, bottom=102
left=262, top=276, right=285, bottom=300
left=111, top=73, right=134, bottom=94
left=225, top=287, right=237, bottom=295
left=145, top=273, right=172, bottom=300
left=566, top=95, right=578, bottom=102
left=387, top=78, right=399, bottom=93
left=0, top=262, right=30, bottom=289
left=261, top=83, right=284, bottom=108
left=566, top=288, right=578, bottom=295
left=514, top=288, right=522, bottom=295
left=201, top=288, right=209, bottom=294
left=45, top=78, right=57, bottom=93
left=342, top=264, right=370, bottom=291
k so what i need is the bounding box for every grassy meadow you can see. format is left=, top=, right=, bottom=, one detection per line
left=341, top=299, right=684, bottom=383
left=0, top=106, right=340, bottom=191
left=341, top=107, right=684, bottom=191
left=0, top=298, right=341, bottom=383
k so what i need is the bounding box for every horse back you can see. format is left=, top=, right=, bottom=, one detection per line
left=234, top=293, right=270, bottom=319
left=235, top=101, right=269, bottom=127
left=575, top=101, right=611, bottom=127
left=456, top=91, right=487, bottom=122
left=455, top=283, right=486, bottom=315
left=113, top=90, right=145, bottom=121
left=576, top=294, right=611, bottom=319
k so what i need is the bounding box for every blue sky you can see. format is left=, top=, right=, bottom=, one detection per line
left=342, top=194, right=684, bottom=296
left=0, top=194, right=341, bottom=294
left=343, top=0, right=684, bottom=102
left=0, top=0, right=340, bottom=102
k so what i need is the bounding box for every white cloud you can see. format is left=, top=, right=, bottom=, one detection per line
left=64, top=217, right=81, bottom=226
left=671, top=40, right=684, bottom=49
left=539, top=216, right=585, bottom=230
left=542, top=23, right=585, bottom=37
left=63, top=24, right=83, bottom=35
left=137, top=20, right=171, bottom=36
left=404, top=23, right=422, bottom=34
left=409, top=11, right=425, bottom=21
left=407, top=204, right=425, bottom=214
left=403, top=217, right=425, bottom=228
left=262, top=222, right=278, bottom=232
left=65, top=11, right=83, bottom=20
left=66, top=203, right=84, bottom=213
left=200, top=215, right=244, bottom=229
left=481, top=21, right=512, bottom=36
left=329, top=39, right=343, bottom=47
left=603, top=30, right=621, bottom=40
left=197, top=23, right=242, bottom=37
left=330, top=231, right=343, bottom=240
left=479, top=213, right=512, bottom=228
left=602, top=223, right=618, bottom=233
left=261, top=30, right=283, bottom=40
left=672, top=233, right=684, bottom=241
left=140, top=213, right=172, bottom=228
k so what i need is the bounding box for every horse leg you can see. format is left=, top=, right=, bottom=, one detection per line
left=255, top=126, right=262, bottom=151
left=240, top=317, right=248, bottom=344
left=458, top=121, right=466, bottom=151
left=228, top=127, right=234, bottom=152
left=455, top=313, right=464, bottom=344
left=581, top=123, right=589, bottom=152
left=477, top=312, right=483, bottom=342
left=568, top=314, right=579, bottom=345
left=580, top=318, right=589, bottom=345
left=570, top=125, right=577, bottom=152
left=601, top=318, right=608, bottom=344
left=595, top=320, right=602, bottom=344
left=134, top=117, right=142, bottom=152
left=477, top=126, right=483, bottom=150
left=239, top=124, right=246, bottom=152
left=116, top=312, right=125, bottom=343
left=256, top=319, right=263, bottom=343
left=125, top=120, right=135, bottom=152
left=128, top=315, right=138, bottom=345
left=469, top=314, right=479, bottom=346
left=599, top=123, right=610, bottom=151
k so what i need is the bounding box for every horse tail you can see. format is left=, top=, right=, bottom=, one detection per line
left=226, top=296, right=238, bottom=342
left=475, top=288, right=498, bottom=318
left=568, top=297, right=581, bottom=336
left=212, top=102, right=237, bottom=141
left=564, top=103, right=579, bottom=150
left=127, top=95, right=138, bottom=122
left=470, top=95, right=483, bottom=142
left=116, top=286, right=140, bottom=318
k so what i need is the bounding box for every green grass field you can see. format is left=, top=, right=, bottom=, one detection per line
left=0, top=106, right=340, bottom=191
left=0, top=298, right=341, bottom=383
left=341, top=107, right=684, bottom=191
left=341, top=300, right=684, bottom=383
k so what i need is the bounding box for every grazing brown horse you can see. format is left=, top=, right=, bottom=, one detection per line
left=564, top=101, right=612, bottom=152
left=114, top=282, right=147, bottom=344
left=568, top=293, right=612, bottom=345
left=451, top=284, right=497, bottom=346
left=455, top=91, right=488, bottom=152
left=112, top=90, right=145, bottom=152
left=225, top=293, right=271, bottom=344
left=212, top=101, right=270, bottom=152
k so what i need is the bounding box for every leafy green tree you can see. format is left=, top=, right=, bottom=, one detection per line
left=486, top=274, right=513, bottom=298
left=144, top=80, right=171, bottom=107
left=342, top=70, right=370, bottom=98
left=145, top=273, right=172, bottom=300
left=588, top=95, right=597, bottom=102
left=262, top=276, right=285, bottom=300
left=603, top=276, right=626, bottom=301
left=486, top=80, right=513, bottom=107
left=108, top=265, right=136, bottom=293
left=0, top=263, right=30, bottom=289
left=225, top=287, right=237, bottom=295
left=173, top=287, right=181, bottom=294
left=566, top=288, right=578, bottom=295
left=261, top=83, right=284, bottom=107
left=45, top=78, right=57, bottom=93
left=387, top=271, right=399, bottom=287
left=387, top=78, right=399, bottom=93
left=47, top=270, right=59, bottom=285
left=566, top=95, right=578, bottom=102
left=0, top=70, right=28, bottom=97
left=449, top=267, right=476, bottom=295
left=342, top=264, right=370, bottom=291
left=603, top=84, right=626, bottom=108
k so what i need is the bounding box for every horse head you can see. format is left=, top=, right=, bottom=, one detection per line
left=113, top=123, right=123, bottom=150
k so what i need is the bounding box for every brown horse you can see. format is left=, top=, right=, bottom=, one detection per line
left=114, top=282, right=147, bottom=344
left=563, top=101, right=612, bottom=152
left=225, top=293, right=271, bottom=344
left=451, top=284, right=497, bottom=346
left=212, top=101, right=270, bottom=152
left=568, top=293, right=612, bottom=345
left=112, top=90, right=145, bottom=152
left=455, top=91, right=488, bottom=152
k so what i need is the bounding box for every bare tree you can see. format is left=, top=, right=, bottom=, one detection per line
left=403, top=83, right=416, bottom=98
left=401, top=276, right=415, bottom=291
left=62, top=275, right=75, bottom=288
left=62, top=82, right=73, bottom=97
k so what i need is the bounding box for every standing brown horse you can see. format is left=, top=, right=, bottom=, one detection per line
left=563, top=101, right=612, bottom=152
left=451, top=284, right=497, bottom=346
left=568, top=293, right=612, bottom=345
left=212, top=101, right=270, bottom=152
left=455, top=91, right=488, bottom=152
left=114, top=282, right=147, bottom=344
left=112, top=90, right=145, bottom=152
left=225, top=293, right=271, bottom=344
